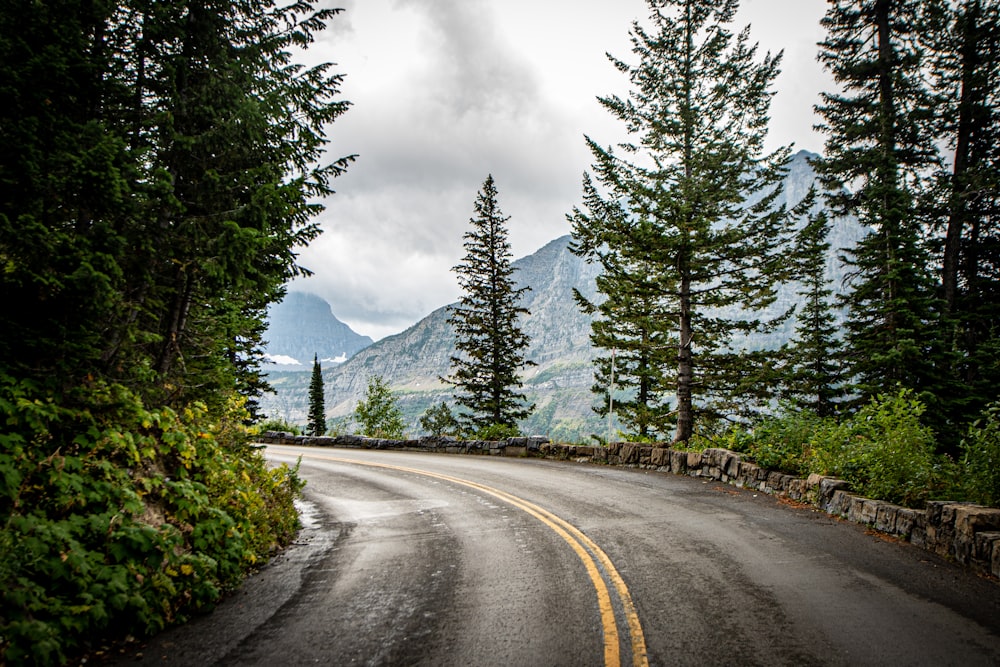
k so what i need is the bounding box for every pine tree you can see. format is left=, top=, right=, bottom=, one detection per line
left=355, top=375, right=405, bottom=439
left=924, top=0, right=1000, bottom=441
left=570, top=0, right=794, bottom=443
left=814, top=0, right=943, bottom=413
left=308, top=355, right=326, bottom=436
left=446, top=175, right=534, bottom=434
left=782, top=202, right=846, bottom=416
left=0, top=0, right=354, bottom=414
left=572, top=179, right=674, bottom=439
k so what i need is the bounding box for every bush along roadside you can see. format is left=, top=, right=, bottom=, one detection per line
left=0, top=378, right=304, bottom=666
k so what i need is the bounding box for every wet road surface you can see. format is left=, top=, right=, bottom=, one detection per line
left=112, top=445, right=1000, bottom=666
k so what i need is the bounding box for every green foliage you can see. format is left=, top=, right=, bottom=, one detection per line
left=922, top=0, right=1000, bottom=450
left=355, top=375, right=406, bottom=439
left=476, top=423, right=522, bottom=441
left=419, top=402, right=460, bottom=437
left=804, top=390, right=940, bottom=507
left=960, top=402, right=1000, bottom=507
left=814, top=0, right=947, bottom=437
left=726, top=410, right=830, bottom=476
left=782, top=203, right=846, bottom=416
left=307, top=355, right=326, bottom=436
left=570, top=0, right=795, bottom=443
left=256, top=418, right=302, bottom=435
left=447, top=175, right=535, bottom=433
left=0, top=379, right=303, bottom=665
left=0, top=2, right=347, bottom=661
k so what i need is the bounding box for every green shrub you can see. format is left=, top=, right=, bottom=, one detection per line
left=960, top=403, right=1000, bottom=507
left=748, top=411, right=830, bottom=475
left=476, top=423, right=521, bottom=440
left=256, top=418, right=301, bottom=435
left=806, top=390, right=938, bottom=507
left=419, top=402, right=460, bottom=437
left=354, top=375, right=405, bottom=439
left=0, top=379, right=303, bottom=665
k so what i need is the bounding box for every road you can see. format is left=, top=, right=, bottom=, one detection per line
left=115, top=445, right=1000, bottom=666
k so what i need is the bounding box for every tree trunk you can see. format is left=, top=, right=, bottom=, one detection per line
left=675, top=275, right=693, bottom=444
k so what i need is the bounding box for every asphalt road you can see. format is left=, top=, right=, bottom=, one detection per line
left=114, top=445, right=1000, bottom=666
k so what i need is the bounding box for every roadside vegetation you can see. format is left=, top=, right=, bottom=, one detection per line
left=682, top=391, right=1000, bottom=509
left=0, top=0, right=349, bottom=663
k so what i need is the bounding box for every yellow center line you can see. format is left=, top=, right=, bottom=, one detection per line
left=270, top=447, right=648, bottom=667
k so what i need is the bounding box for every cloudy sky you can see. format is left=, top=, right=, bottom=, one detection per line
left=291, top=0, right=834, bottom=340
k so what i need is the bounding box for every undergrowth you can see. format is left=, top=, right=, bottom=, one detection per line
left=0, top=377, right=303, bottom=665
left=714, top=389, right=998, bottom=509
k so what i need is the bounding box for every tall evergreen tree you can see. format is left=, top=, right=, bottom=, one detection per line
left=814, top=0, right=943, bottom=415
left=0, top=0, right=353, bottom=411
left=308, top=354, right=326, bottom=436
left=0, top=1, right=351, bottom=658
left=446, top=175, right=534, bottom=434
left=572, top=179, right=674, bottom=440
left=924, top=0, right=1000, bottom=437
left=782, top=201, right=846, bottom=416
left=570, top=0, right=794, bottom=443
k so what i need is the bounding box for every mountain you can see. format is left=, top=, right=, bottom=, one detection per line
left=262, top=291, right=373, bottom=369
left=257, top=150, right=868, bottom=440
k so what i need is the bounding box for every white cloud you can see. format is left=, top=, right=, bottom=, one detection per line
left=294, top=0, right=833, bottom=340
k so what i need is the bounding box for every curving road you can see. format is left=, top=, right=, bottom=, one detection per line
left=116, top=445, right=1000, bottom=666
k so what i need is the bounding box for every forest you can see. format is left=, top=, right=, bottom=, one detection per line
left=0, top=1, right=351, bottom=663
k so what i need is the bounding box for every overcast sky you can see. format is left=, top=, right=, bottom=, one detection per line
left=290, top=0, right=834, bottom=340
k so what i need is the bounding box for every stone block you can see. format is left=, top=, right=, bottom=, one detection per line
left=722, top=452, right=742, bottom=478
left=650, top=447, right=669, bottom=467
left=993, top=538, right=1000, bottom=579
left=954, top=505, right=1000, bottom=539
left=687, top=450, right=704, bottom=469
left=874, top=503, right=902, bottom=534
left=767, top=471, right=790, bottom=493
left=787, top=478, right=808, bottom=501
left=670, top=449, right=688, bottom=473
left=894, top=507, right=922, bottom=539
left=527, top=436, right=547, bottom=451
left=847, top=496, right=879, bottom=525
left=736, top=461, right=758, bottom=485
left=973, top=531, right=1000, bottom=563
left=806, top=473, right=825, bottom=488
left=818, top=477, right=851, bottom=505
left=504, top=446, right=526, bottom=457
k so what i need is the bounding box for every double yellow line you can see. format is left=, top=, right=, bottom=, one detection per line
left=274, top=448, right=648, bottom=667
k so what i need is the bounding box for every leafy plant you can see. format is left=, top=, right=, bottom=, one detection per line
left=960, top=402, right=1000, bottom=507
left=419, top=402, right=460, bottom=437
left=257, top=418, right=302, bottom=435
left=354, top=375, right=406, bottom=439
left=0, top=379, right=303, bottom=665
left=806, top=390, right=939, bottom=507
left=476, top=423, right=521, bottom=441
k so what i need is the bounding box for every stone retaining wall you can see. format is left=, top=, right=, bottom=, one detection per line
left=260, top=432, right=1000, bottom=582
